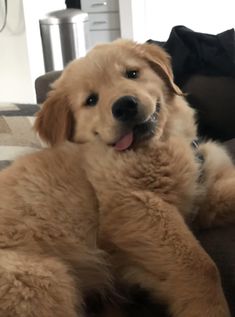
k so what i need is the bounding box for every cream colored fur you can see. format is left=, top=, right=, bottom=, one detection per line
left=0, top=40, right=234, bottom=316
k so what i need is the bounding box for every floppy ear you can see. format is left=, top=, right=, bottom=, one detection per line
left=137, top=43, right=182, bottom=96
left=34, top=89, right=74, bottom=146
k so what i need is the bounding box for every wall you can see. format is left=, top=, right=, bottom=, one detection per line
left=0, top=0, right=32, bottom=103
left=145, top=0, right=235, bottom=41
left=119, top=0, right=235, bottom=43
left=0, top=0, right=65, bottom=103
left=119, top=0, right=146, bottom=42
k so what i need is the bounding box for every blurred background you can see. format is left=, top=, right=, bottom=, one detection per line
left=0, top=0, right=234, bottom=104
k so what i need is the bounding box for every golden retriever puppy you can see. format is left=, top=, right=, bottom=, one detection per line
left=35, top=40, right=235, bottom=316
left=0, top=39, right=234, bottom=317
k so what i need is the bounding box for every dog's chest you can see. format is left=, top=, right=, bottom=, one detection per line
left=129, top=142, right=201, bottom=215
left=88, top=139, right=202, bottom=219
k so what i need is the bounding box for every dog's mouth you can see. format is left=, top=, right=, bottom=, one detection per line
left=113, top=102, right=160, bottom=151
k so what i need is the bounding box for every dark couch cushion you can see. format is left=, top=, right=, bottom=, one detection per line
left=35, top=71, right=62, bottom=104
left=183, top=75, right=235, bottom=142
left=198, top=225, right=235, bottom=314
left=224, top=138, right=235, bottom=160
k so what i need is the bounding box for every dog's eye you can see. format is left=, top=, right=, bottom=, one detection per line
left=125, top=70, right=139, bottom=79
left=85, top=93, right=99, bottom=106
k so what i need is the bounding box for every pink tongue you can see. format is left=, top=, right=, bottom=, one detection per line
left=114, top=131, right=134, bottom=151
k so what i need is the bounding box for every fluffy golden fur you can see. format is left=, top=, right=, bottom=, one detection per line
left=0, top=40, right=234, bottom=316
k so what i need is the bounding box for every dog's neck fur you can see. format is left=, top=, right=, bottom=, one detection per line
left=162, top=95, right=197, bottom=144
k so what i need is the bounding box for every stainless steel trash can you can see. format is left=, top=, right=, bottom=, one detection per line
left=39, top=9, right=89, bottom=72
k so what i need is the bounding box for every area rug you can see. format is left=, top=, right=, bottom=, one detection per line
left=0, top=103, right=43, bottom=170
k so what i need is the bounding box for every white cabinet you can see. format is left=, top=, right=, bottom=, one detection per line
left=81, top=0, right=121, bottom=47
left=81, top=0, right=119, bottom=12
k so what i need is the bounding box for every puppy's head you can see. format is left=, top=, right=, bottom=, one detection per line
left=35, top=40, right=182, bottom=150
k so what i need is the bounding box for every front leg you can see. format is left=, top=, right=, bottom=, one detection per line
left=100, top=192, right=230, bottom=317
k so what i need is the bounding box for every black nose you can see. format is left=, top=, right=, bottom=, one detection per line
left=112, top=96, right=138, bottom=122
